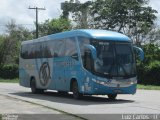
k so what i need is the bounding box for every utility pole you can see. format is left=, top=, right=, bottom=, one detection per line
left=29, top=6, right=45, bottom=38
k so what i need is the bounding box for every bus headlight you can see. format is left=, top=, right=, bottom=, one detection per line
left=92, top=79, right=110, bottom=85
left=130, top=77, right=137, bottom=84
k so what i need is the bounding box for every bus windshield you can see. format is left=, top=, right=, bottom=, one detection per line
left=91, top=40, right=136, bottom=78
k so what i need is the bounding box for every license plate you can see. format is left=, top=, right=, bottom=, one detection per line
left=113, top=89, right=122, bottom=93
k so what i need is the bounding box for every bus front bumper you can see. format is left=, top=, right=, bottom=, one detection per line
left=92, top=83, right=137, bottom=95
left=81, top=77, right=137, bottom=95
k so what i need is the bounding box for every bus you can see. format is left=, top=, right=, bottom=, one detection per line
left=19, top=29, right=144, bottom=100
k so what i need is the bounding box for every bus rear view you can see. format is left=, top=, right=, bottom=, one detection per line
left=19, top=29, right=144, bottom=100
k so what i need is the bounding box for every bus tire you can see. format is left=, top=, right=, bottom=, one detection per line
left=30, top=78, right=39, bottom=94
left=72, top=81, right=82, bottom=99
left=108, top=94, right=117, bottom=100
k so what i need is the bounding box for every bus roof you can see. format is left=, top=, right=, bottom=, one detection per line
left=22, top=29, right=131, bottom=44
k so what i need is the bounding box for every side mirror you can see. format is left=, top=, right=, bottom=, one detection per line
left=84, top=45, right=97, bottom=60
left=133, top=46, right=144, bottom=61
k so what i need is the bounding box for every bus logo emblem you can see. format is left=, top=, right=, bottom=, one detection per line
left=39, top=62, right=50, bottom=86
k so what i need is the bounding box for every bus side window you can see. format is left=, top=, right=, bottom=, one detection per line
left=48, top=40, right=60, bottom=58
left=78, top=37, right=90, bottom=64
left=53, top=40, right=65, bottom=57
left=35, top=43, right=43, bottom=58
left=43, top=42, right=52, bottom=58
left=65, top=37, right=78, bottom=60
left=47, top=42, right=54, bottom=58
left=21, top=44, right=36, bottom=59
left=27, top=44, right=35, bottom=59
left=21, top=45, right=26, bottom=59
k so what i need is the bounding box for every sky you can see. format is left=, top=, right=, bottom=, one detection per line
left=0, top=0, right=160, bottom=34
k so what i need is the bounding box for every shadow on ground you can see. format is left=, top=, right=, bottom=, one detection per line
left=10, top=91, right=134, bottom=106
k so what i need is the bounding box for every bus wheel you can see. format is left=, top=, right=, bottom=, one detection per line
left=108, top=94, right=117, bottom=100
left=72, top=81, right=82, bottom=99
left=30, top=78, right=39, bottom=94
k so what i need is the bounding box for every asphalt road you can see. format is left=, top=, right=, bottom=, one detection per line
left=0, top=83, right=160, bottom=120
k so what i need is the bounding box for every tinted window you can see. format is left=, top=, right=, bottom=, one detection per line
left=42, top=42, right=52, bottom=58
left=78, top=37, right=90, bottom=63
left=21, top=44, right=28, bottom=59
left=21, top=43, right=35, bottom=59
left=21, top=38, right=77, bottom=59
left=65, top=37, right=78, bottom=60
left=78, top=37, right=90, bottom=56
left=53, top=40, right=65, bottom=57
left=35, top=43, right=42, bottom=58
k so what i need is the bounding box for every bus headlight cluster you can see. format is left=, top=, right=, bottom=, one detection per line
left=92, top=79, right=110, bottom=85
left=130, top=77, right=137, bottom=84
left=92, top=77, right=137, bottom=87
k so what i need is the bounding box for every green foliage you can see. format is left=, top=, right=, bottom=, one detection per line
left=0, top=20, right=33, bottom=66
left=0, top=35, right=18, bottom=66
left=6, top=19, right=34, bottom=41
left=62, top=0, right=158, bottom=44
left=90, top=0, right=157, bottom=31
left=66, top=0, right=158, bottom=44
left=0, top=64, right=18, bottom=79
left=142, top=44, right=160, bottom=64
left=138, top=61, right=160, bottom=85
left=0, top=20, right=33, bottom=79
left=137, top=44, right=160, bottom=85
left=0, top=36, right=6, bottom=66
left=38, top=18, right=72, bottom=36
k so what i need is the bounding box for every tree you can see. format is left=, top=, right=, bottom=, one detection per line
left=0, top=35, right=18, bottom=65
left=144, top=26, right=160, bottom=44
left=61, top=0, right=92, bottom=29
left=38, top=18, right=72, bottom=37
left=90, top=0, right=157, bottom=44
left=137, top=43, right=160, bottom=85
left=6, top=19, right=33, bottom=41
left=69, top=0, right=157, bottom=44
left=0, top=36, right=8, bottom=66
left=69, top=0, right=92, bottom=29
left=0, top=19, right=33, bottom=65
left=143, top=43, right=160, bottom=64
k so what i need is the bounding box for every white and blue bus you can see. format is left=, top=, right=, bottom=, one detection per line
left=19, top=29, right=144, bottom=99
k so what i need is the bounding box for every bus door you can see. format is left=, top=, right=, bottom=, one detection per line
left=53, top=39, right=67, bottom=91
left=53, top=59, right=66, bottom=90
left=64, top=38, right=79, bottom=90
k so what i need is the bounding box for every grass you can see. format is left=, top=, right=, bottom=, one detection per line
left=0, top=78, right=19, bottom=83
left=137, top=84, right=160, bottom=90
